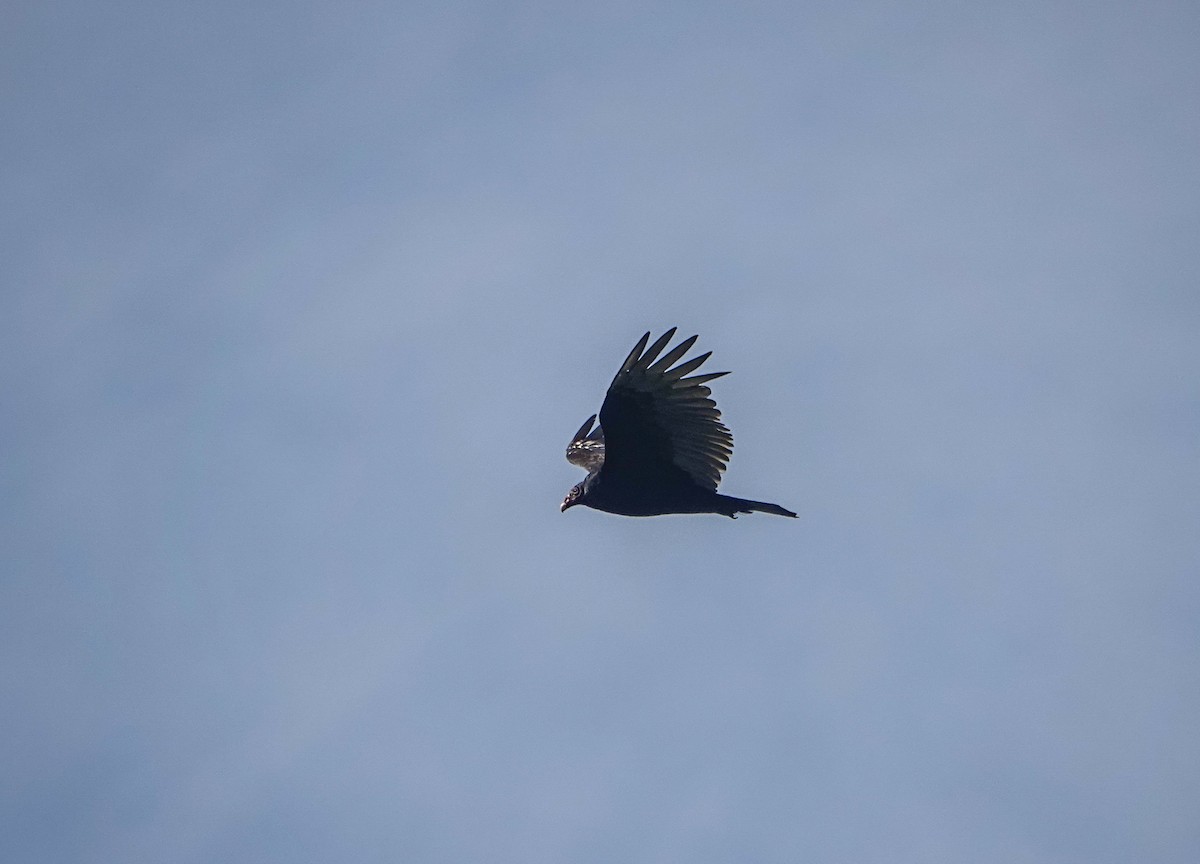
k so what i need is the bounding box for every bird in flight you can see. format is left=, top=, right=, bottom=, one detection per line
left=561, top=328, right=797, bottom=518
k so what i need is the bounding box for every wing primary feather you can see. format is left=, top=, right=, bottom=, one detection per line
left=646, top=335, right=699, bottom=374
left=633, top=328, right=678, bottom=371
left=569, top=414, right=597, bottom=445
left=619, top=332, right=652, bottom=375
left=660, top=351, right=711, bottom=380
left=674, top=371, right=730, bottom=387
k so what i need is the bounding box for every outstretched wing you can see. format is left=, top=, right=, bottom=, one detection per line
left=565, top=413, right=605, bottom=473
left=598, top=328, right=733, bottom=491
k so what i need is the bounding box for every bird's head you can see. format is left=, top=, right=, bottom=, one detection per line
left=560, top=482, right=586, bottom=513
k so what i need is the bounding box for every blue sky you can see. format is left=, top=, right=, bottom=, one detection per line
left=3, top=2, right=1198, bottom=861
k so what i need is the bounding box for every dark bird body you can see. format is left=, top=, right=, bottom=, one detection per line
left=561, top=329, right=797, bottom=519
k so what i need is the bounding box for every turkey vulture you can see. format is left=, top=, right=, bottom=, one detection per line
left=561, top=328, right=797, bottom=518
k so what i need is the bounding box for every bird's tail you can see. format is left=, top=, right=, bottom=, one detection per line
left=715, top=494, right=797, bottom=519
